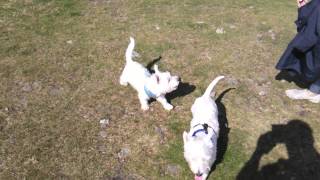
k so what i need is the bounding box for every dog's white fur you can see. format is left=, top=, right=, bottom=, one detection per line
left=120, top=37, right=180, bottom=111
left=183, top=76, right=224, bottom=180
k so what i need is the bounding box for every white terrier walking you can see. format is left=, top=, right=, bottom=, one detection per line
left=120, top=37, right=180, bottom=111
left=183, top=76, right=224, bottom=180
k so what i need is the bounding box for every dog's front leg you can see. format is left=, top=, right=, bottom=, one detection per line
left=138, top=93, right=149, bottom=111
left=157, top=96, right=173, bottom=111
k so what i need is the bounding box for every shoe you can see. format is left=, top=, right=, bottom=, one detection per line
left=285, top=89, right=320, bottom=103
left=308, top=94, right=320, bottom=103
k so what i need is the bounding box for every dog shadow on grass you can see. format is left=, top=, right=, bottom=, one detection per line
left=237, top=119, right=320, bottom=180
left=210, top=88, right=234, bottom=173
left=165, top=82, right=196, bottom=103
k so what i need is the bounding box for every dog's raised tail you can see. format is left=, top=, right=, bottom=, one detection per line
left=125, top=37, right=135, bottom=62
left=203, top=76, right=225, bottom=97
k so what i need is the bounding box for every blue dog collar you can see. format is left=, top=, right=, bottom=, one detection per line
left=144, top=86, right=157, bottom=98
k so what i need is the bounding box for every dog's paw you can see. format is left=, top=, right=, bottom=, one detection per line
left=119, top=81, right=128, bottom=86
left=164, top=104, right=174, bottom=111
left=141, top=105, right=150, bottom=111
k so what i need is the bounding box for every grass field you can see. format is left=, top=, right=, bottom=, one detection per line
left=1, top=0, right=320, bottom=179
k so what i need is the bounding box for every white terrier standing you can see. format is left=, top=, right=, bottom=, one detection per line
left=119, top=37, right=180, bottom=111
left=183, top=76, right=224, bottom=180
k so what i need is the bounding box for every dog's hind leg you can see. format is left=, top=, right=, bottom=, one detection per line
left=119, top=72, right=129, bottom=86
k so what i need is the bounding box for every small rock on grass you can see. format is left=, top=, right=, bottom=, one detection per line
left=98, top=145, right=107, bottom=153
left=99, top=131, right=108, bottom=138
left=22, top=83, right=32, bottom=92
left=216, top=27, right=225, bottom=34
left=196, top=21, right=205, bottom=24
left=298, top=110, right=307, bottom=116
left=226, top=77, right=239, bottom=87
left=257, top=33, right=263, bottom=41
left=268, top=29, right=276, bottom=40
left=155, top=126, right=165, bottom=143
left=109, top=173, right=144, bottom=180
left=118, top=148, right=130, bottom=160
left=229, top=24, right=237, bottom=29
left=100, top=118, right=109, bottom=128
left=32, top=81, right=41, bottom=91
left=259, top=91, right=266, bottom=96
left=48, top=86, right=63, bottom=96
left=110, top=175, right=125, bottom=180
left=165, top=164, right=181, bottom=177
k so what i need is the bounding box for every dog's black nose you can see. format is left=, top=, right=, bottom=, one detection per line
left=196, top=172, right=203, bottom=177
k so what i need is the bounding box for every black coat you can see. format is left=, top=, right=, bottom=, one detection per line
left=276, top=0, right=320, bottom=82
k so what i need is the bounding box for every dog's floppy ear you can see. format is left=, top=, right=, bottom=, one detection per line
left=183, top=131, right=188, bottom=143
left=154, top=65, right=160, bottom=74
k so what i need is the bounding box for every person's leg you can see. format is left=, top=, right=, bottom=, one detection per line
left=307, top=79, right=320, bottom=103
left=309, top=79, right=320, bottom=94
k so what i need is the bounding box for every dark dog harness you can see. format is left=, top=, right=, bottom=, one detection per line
left=192, top=123, right=217, bottom=137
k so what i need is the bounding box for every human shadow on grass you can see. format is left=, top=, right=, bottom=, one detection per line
left=209, top=88, right=234, bottom=174
left=275, top=70, right=310, bottom=89
left=237, top=119, right=320, bottom=180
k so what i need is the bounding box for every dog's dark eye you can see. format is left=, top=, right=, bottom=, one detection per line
left=168, top=78, right=170, bottom=82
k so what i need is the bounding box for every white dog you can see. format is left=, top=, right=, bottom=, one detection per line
left=183, top=76, right=224, bottom=180
left=119, top=37, right=180, bottom=111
